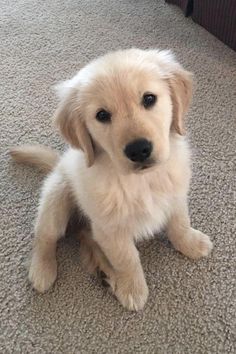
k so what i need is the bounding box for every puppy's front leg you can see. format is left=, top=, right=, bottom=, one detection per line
left=29, top=171, right=73, bottom=292
left=167, top=198, right=213, bottom=259
left=93, top=226, right=148, bottom=311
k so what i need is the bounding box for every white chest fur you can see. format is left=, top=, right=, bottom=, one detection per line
left=62, top=137, right=190, bottom=239
left=62, top=138, right=190, bottom=240
left=80, top=167, right=174, bottom=239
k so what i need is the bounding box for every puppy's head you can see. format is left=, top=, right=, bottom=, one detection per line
left=54, top=49, right=192, bottom=173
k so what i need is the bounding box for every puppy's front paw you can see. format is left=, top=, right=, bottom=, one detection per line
left=106, top=271, right=149, bottom=311
left=29, top=253, right=57, bottom=293
left=177, top=228, right=213, bottom=260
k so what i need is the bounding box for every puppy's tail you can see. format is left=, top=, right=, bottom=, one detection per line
left=10, top=145, right=60, bottom=173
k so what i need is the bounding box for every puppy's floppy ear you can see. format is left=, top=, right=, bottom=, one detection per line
left=54, top=89, right=94, bottom=167
left=146, top=49, right=193, bottom=135
left=168, top=69, right=193, bottom=136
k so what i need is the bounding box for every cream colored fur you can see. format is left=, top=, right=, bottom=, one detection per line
left=10, top=49, right=213, bottom=311
left=10, top=145, right=60, bottom=173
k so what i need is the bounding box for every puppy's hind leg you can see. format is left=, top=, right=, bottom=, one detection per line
left=167, top=197, right=213, bottom=259
left=29, top=170, right=73, bottom=292
left=78, top=225, right=114, bottom=279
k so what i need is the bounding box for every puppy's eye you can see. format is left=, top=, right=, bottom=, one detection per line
left=142, top=93, right=157, bottom=109
left=96, top=110, right=111, bottom=123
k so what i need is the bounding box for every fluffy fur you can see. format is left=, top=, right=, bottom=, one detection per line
left=10, top=48, right=213, bottom=311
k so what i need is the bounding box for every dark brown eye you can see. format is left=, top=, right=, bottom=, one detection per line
left=96, top=110, right=111, bottom=123
left=142, top=93, right=157, bottom=109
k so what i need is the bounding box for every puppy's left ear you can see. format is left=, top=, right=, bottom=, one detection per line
left=168, top=69, right=193, bottom=135
left=146, top=49, right=192, bottom=135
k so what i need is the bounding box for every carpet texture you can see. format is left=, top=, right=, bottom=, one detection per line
left=1, top=0, right=235, bottom=353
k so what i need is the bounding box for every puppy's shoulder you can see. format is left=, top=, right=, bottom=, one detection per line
left=165, top=135, right=191, bottom=191
left=59, top=148, right=87, bottom=176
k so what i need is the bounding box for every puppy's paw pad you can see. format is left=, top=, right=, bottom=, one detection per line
left=101, top=279, right=110, bottom=288
left=29, top=256, right=57, bottom=293
left=97, top=270, right=107, bottom=280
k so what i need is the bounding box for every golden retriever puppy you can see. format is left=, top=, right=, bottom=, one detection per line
left=10, top=48, right=213, bottom=311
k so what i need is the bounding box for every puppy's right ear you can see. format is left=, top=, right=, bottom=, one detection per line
left=54, top=90, right=94, bottom=167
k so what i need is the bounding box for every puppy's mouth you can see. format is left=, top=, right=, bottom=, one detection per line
left=134, top=160, right=156, bottom=173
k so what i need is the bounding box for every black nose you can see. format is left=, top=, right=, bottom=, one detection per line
left=124, top=139, right=153, bottom=162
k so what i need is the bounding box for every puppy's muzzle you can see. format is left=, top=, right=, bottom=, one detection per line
left=124, top=138, right=153, bottom=163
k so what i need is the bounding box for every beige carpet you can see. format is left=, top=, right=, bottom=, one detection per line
left=1, top=0, right=235, bottom=353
